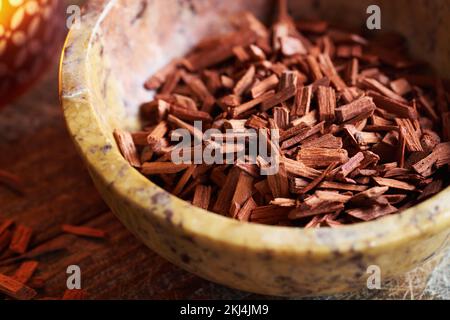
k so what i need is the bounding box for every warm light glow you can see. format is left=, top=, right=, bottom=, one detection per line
left=0, top=1, right=47, bottom=41
left=0, top=0, right=63, bottom=107
left=0, top=1, right=15, bottom=28
left=0, top=1, right=43, bottom=29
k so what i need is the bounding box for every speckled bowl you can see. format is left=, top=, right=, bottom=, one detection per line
left=60, top=0, right=450, bottom=297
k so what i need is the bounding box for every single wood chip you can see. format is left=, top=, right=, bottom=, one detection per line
left=192, top=185, right=212, bottom=210
left=264, top=159, right=289, bottom=198
left=349, top=186, right=389, bottom=205
left=172, top=165, right=197, bottom=196
left=395, top=118, right=423, bottom=152
left=230, top=172, right=255, bottom=215
left=273, top=107, right=290, bottom=130
left=141, top=162, right=191, bottom=175
left=289, top=199, right=344, bottom=220
left=301, top=133, right=343, bottom=149
left=234, top=65, right=256, bottom=96
left=318, top=181, right=369, bottom=192
left=251, top=74, right=279, bottom=98
left=181, top=72, right=216, bottom=112
left=62, top=224, right=107, bottom=239
left=113, top=129, right=141, bottom=167
left=235, top=197, right=258, bottom=221
left=260, top=84, right=296, bottom=111
left=315, top=190, right=352, bottom=203
left=281, top=122, right=325, bottom=149
left=213, top=167, right=241, bottom=215
left=282, top=157, right=321, bottom=180
left=317, top=86, right=336, bottom=122
left=373, top=176, right=415, bottom=191
left=270, top=198, right=297, bottom=207
left=0, top=218, right=14, bottom=236
left=417, top=179, right=443, bottom=201
left=412, top=142, right=450, bottom=176
left=231, top=90, right=275, bottom=117
left=335, top=97, right=376, bottom=123
left=297, top=148, right=348, bottom=168
left=306, top=55, right=323, bottom=80
left=359, top=77, right=407, bottom=103
left=183, top=30, right=257, bottom=71
left=10, top=225, right=33, bottom=255
left=369, top=91, right=418, bottom=119
left=13, top=261, right=39, bottom=284
left=347, top=204, right=397, bottom=221
left=0, top=273, right=37, bottom=300
left=292, top=85, right=312, bottom=117
left=390, top=78, right=412, bottom=96
left=336, top=151, right=365, bottom=178
left=251, top=205, right=290, bottom=225
left=140, top=100, right=170, bottom=125
left=170, top=105, right=212, bottom=122
left=296, top=162, right=338, bottom=195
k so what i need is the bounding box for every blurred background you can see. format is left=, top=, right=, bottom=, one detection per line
left=0, top=0, right=448, bottom=299
left=0, top=0, right=65, bottom=108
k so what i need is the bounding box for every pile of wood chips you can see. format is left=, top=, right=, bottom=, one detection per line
left=0, top=213, right=104, bottom=300
left=114, top=0, right=450, bottom=228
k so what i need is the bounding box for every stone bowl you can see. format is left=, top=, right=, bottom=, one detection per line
left=60, top=0, right=450, bottom=297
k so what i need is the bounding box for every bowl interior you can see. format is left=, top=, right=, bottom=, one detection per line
left=87, top=0, right=450, bottom=136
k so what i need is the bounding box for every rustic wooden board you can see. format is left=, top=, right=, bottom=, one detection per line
left=0, top=64, right=448, bottom=300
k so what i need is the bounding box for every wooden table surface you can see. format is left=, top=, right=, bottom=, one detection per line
left=0, top=61, right=448, bottom=300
